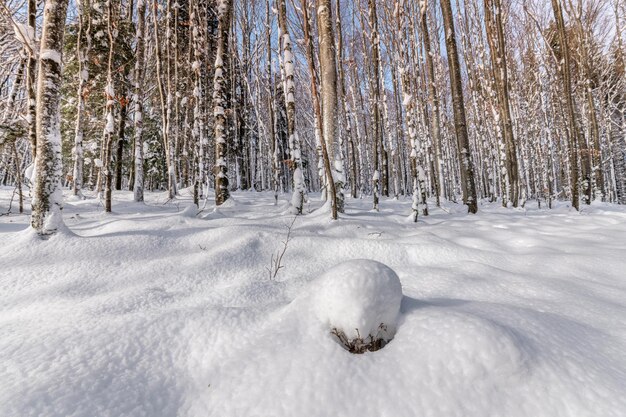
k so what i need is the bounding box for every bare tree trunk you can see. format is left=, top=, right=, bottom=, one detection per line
left=152, top=0, right=173, bottom=200
left=349, top=52, right=366, bottom=196
left=334, top=1, right=357, bottom=199
left=609, top=0, right=626, bottom=204
left=115, top=100, right=127, bottom=190
left=2, top=60, right=25, bottom=124
left=103, top=0, right=116, bottom=212
left=440, top=0, right=478, bottom=213
left=278, top=0, right=305, bottom=213
left=485, top=0, right=519, bottom=207
left=397, top=0, right=421, bottom=221
left=420, top=1, right=444, bottom=206
left=213, top=0, right=233, bottom=206
left=569, top=2, right=605, bottom=202
left=265, top=0, right=279, bottom=204
left=191, top=0, right=205, bottom=205
left=72, top=0, right=90, bottom=198
left=172, top=0, right=181, bottom=191
left=551, top=0, right=581, bottom=210
left=301, top=0, right=332, bottom=211
left=368, top=0, right=382, bottom=211
left=164, top=0, right=177, bottom=199
left=586, top=78, right=603, bottom=201
left=315, top=0, right=342, bottom=218
left=31, top=0, right=70, bottom=235
left=13, top=142, right=24, bottom=213
left=133, top=0, right=147, bottom=202
left=27, top=0, right=37, bottom=161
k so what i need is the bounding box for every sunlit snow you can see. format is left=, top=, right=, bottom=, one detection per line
left=1, top=187, right=625, bottom=417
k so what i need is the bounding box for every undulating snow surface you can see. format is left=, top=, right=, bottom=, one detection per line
left=1, top=186, right=626, bottom=417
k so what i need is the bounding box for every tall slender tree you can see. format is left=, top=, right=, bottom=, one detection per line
left=278, top=0, right=305, bottom=214
left=302, top=0, right=338, bottom=218
left=102, top=0, right=116, bottom=212
left=213, top=0, right=233, bottom=206
left=133, top=0, right=147, bottom=202
left=440, top=0, right=478, bottom=213
left=72, top=0, right=90, bottom=198
left=316, top=0, right=344, bottom=217
left=31, top=0, right=70, bottom=234
left=420, top=0, right=444, bottom=206
left=484, top=0, right=519, bottom=207
left=26, top=0, right=37, bottom=160
left=551, top=0, right=581, bottom=211
left=368, top=0, right=382, bottom=211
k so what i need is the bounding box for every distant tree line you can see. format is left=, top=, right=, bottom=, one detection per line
left=0, top=0, right=624, bottom=233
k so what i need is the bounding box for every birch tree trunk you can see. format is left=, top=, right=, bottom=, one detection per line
left=72, top=0, right=90, bottom=198
left=133, top=0, right=147, bottom=202
left=190, top=0, right=204, bottom=205
left=31, top=0, right=70, bottom=235
left=397, top=0, right=420, bottom=221
left=265, top=0, right=279, bottom=204
left=26, top=0, right=37, bottom=160
left=334, top=1, right=358, bottom=199
left=103, top=0, right=116, bottom=212
left=277, top=0, right=305, bottom=214
left=164, top=0, right=177, bottom=199
left=213, top=0, right=233, bottom=206
left=300, top=0, right=335, bottom=217
left=609, top=0, right=626, bottom=204
left=152, top=0, right=175, bottom=200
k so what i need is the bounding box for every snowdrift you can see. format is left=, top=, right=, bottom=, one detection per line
left=1, top=188, right=625, bottom=417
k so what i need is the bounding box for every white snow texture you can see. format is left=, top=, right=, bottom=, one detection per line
left=1, top=188, right=625, bottom=417
left=312, top=259, right=402, bottom=340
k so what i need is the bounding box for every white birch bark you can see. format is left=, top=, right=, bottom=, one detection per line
left=31, top=0, right=70, bottom=235
left=278, top=0, right=305, bottom=214
left=72, top=0, right=90, bottom=198
left=133, top=0, right=147, bottom=202
left=213, top=0, right=232, bottom=205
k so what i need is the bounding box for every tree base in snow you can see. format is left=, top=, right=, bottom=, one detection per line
left=331, top=323, right=390, bottom=354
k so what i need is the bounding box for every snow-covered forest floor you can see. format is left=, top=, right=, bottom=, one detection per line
left=1, top=186, right=626, bottom=417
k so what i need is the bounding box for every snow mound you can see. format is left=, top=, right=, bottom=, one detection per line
left=397, top=307, right=530, bottom=380
left=312, top=259, right=403, bottom=348
left=179, top=204, right=198, bottom=218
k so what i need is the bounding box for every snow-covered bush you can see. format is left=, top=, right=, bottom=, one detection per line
left=313, top=259, right=403, bottom=353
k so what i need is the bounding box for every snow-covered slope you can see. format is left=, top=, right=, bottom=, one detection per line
left=1, top=187, right=625, bottom=417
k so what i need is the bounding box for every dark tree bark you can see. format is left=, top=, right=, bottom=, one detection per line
left=484, top=0, right=520, bottom=207
left=551, top=0, right=581, bottom=210
left=315, top=0, right=342, bottom=218
left=368, top=0, right=382, bottom=211
left=421, top=2, right=444, bottom=207
left=213, top=0, right=233, bottom=206
left=115, top=100, right=127, bottom=190
left=133, top=0, right=147, bottom=202
left=440, top=0, right=478, bottom=213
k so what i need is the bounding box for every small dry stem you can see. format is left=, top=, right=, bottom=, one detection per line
left=266, top=216, right=297, bottom=280
left=331, top=323, right=390, bottom=354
